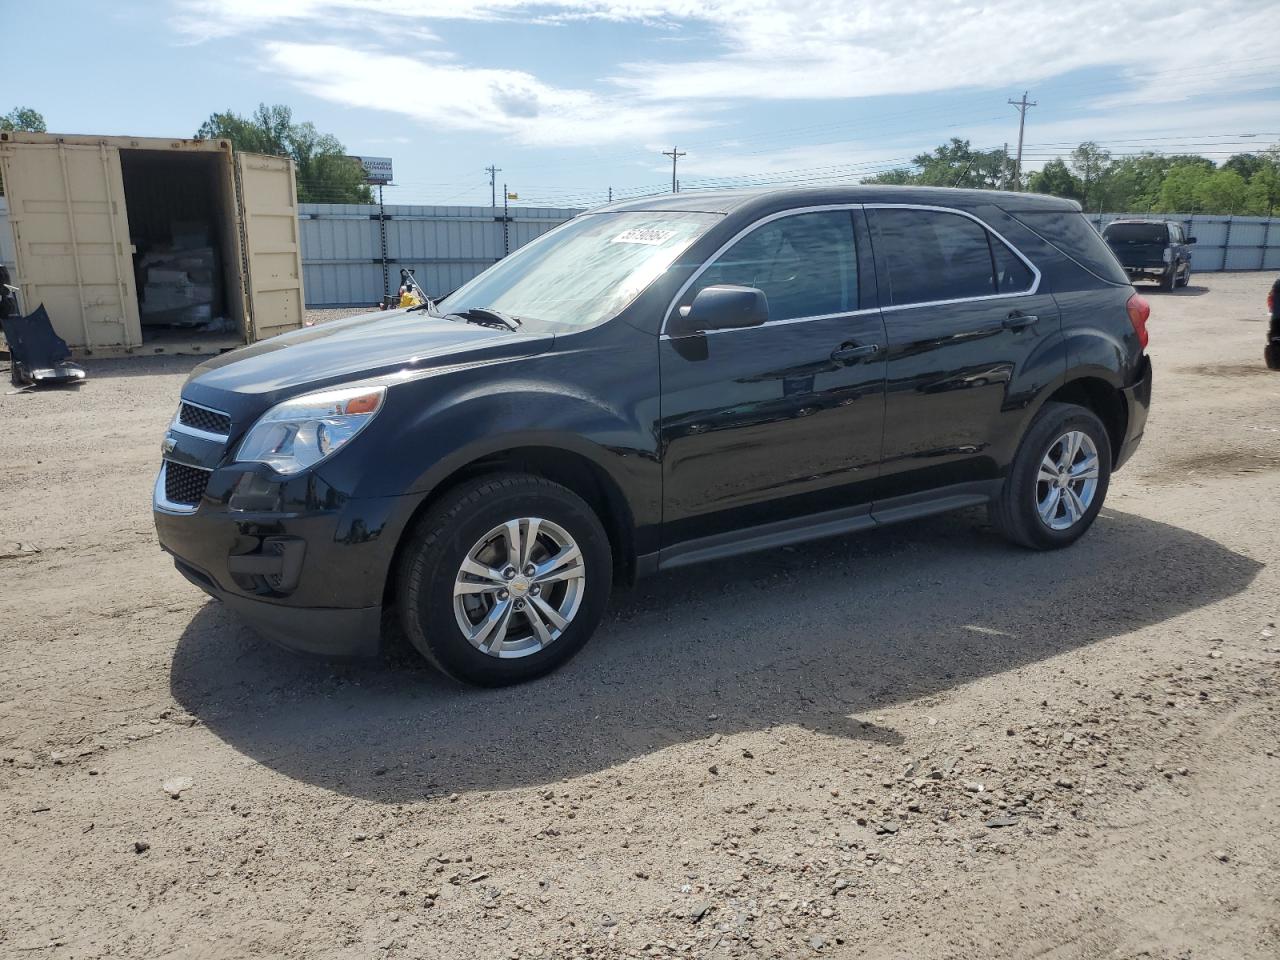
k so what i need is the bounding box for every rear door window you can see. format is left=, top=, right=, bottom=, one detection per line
left=991, top=237, right=1035, bottom=293
left=870, top=208, right=998, bottom=306
left=688, top=210, right=858, bottom=321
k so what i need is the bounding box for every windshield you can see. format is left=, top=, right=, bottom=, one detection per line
left=436, top=211, right=720, bottom=327
left=1103, top=223, right=1168, bottom=244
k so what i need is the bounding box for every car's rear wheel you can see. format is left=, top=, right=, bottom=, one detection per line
left=396, top=473, right=612, bottom=686
left=990, top=402, right=1112, bottom=550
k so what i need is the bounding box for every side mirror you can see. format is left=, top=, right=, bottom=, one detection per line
left=1187, top=236, right=1197, bottom=244
left=669, top=285, right=769, bottom=338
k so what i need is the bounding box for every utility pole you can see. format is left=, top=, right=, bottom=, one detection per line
left=484, top=164, right=502, bottom=207
left=502, top=183, right=510, bottom=257
left=608, top=186, right=613, bottom=203
left=662, top=146, right=686, bottom=193
left=1007, top=92, right=1037, bottom=189
left=1002, top=142, right=1009, bottom=190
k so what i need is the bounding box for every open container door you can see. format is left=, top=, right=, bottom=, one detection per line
left=234, top=152, right=305, bottom=343
left=0, top=140, right=141, bottom=352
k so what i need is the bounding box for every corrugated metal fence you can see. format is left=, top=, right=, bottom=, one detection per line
left=2, top=200, right=1276, bottom=307
left=1091, top=213, right=1280, bottom=273
left=299, top=202, right=581, bottom=306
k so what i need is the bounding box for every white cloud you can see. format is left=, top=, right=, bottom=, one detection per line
left=177, top=1, right=1280, bottom=148
left=261, top=41, right=711, bottom=146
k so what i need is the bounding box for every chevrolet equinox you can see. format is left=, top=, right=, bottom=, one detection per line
left=154, top=187, right=1152, bottom=686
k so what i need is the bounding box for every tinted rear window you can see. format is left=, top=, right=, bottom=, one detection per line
left=1008, top=210, right=1130, bottom=286
left=870, top=208, right=997, bottom=305
left=1103, top=223, right=1169, bottom=244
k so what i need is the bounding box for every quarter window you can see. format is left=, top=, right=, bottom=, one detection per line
left=686, top=211, right=858, bottom=322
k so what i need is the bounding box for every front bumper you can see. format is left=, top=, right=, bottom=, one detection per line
left=1115, top=353, right=1152, bottom=470
left=154, top=464, right=419, bottom=658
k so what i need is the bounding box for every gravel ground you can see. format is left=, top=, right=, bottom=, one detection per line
left=306, top=307, right=383, bottom=326
left=2, top=274, right=1278, bottom=959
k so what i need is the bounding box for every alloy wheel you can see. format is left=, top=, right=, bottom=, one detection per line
left=452, top=517, right=586, bottom=658
left=1035, top=430, right=1101, bottom=531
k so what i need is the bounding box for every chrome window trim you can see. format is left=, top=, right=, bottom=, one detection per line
left=658, top=201, right=1043, bottom=339
left=153, top=460, right=210, bottom=515
left=174, top=399, right=232, bottom=441
left=863, top=203, right=1041, bottom=311
left=660, top=203, right=863, bottom=339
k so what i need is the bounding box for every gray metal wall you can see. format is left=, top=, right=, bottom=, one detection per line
left=299, top=203, right=582, bottom=306
left=3, top=201, right=1277, bottom=309
left=1090, top=213, right=1280, bottom=273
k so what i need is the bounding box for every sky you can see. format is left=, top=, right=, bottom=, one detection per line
left=6, top=0, right=1280, bottom=208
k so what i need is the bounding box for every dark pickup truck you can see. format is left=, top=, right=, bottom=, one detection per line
left=1102, top=219, right=1196, bottom=291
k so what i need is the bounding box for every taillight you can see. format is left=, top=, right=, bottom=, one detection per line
left=1127, top=292, right=1150, bottom=349
left=1269, top=286, right=1276, bottom=313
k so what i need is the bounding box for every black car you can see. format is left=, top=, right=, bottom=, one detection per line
left=154, top=187, right=1152, bottom=686
left=1101, top=218, right=1196, bottom=291
left=1267, top=276, right=1280, bottom=370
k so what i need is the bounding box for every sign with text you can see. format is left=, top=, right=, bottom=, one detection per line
left=351, top=156, right=393, bottom=185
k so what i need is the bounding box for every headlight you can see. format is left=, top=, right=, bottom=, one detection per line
left=235, top=384, right=385, bottom=475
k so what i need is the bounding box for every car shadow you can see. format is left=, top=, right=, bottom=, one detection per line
left=77, top=355, right=208, bottom=380
left=169, top=508, right=1261, bottom=800
left=1146, top=284, right=1210, bottom=297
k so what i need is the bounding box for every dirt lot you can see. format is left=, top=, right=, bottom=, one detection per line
left=2, top=274, right=1278, bottom=959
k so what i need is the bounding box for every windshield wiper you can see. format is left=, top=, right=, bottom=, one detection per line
left=444, top=307, right=524, bottom=331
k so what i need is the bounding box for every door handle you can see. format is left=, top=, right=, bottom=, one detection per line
left=1003, top=313, right=1038, bottom=331
left=831, top=342, right=880, bottom=363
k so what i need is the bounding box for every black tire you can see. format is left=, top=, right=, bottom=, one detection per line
left=989, top=402, right=1112, bottom=550
left=1178, top=263, right=1191, bottom=288
left=396, top=473, right=612, bottom=686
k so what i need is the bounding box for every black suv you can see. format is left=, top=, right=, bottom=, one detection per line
left=154, top=187, right=1152, bottom=685
left=1101, top=218, right=1196, bottom=291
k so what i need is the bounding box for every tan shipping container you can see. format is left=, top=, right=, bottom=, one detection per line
left=0, top=132, right=305, bottom=356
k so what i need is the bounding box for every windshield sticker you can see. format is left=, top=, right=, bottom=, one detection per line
left=611, top=228, right=678, bottom=246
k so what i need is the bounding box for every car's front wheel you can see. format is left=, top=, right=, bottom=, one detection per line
left=990, top=402, right=1112, bottom=550
left=396, top=473, right=612, bottom=686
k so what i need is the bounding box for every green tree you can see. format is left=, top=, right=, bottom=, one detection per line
left=1223, top=153, right=1264, bottom=182
left=0, top=106, right=46, bottom=133
left=862, top=167, right=917, bottom=185
left=1194, top=169, right=1249, bottom=215
left=1069, top=142, right=1113, bottom=211
left=196, top=104, right=372, bottom=203
left=1240, top=145, right=1280, bottom=215
left=1027, top=159, right=1081, bottom=200
left=1156, top=163, right=1212, bottom=213
left=911, top=138, right=1009, bottom=189
left=0, top=106, right=48, bottom=195
left=1105, top=153, right=1176, bottom=212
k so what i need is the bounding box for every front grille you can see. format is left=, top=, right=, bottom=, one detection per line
left=179, top=402, right=231, bottom=436
left=164, top=461, right=211, bottom=506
